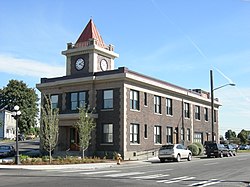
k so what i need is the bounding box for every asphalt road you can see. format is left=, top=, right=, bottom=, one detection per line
left=0, top=153, right=249, bottom=187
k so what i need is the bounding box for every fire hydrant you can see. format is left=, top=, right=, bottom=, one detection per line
left=116, top=153, right=122, bottom=165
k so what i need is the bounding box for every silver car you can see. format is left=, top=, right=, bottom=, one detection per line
left=158, top=144, right=192, bottom=162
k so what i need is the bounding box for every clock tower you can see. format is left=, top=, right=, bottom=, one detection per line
left=62, top=19, right=119, bottom=76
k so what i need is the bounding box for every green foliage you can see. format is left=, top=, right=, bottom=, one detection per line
left=74, top=107, right=96, bottom=158
left=237, top=129, right=250, bottom=144
left=0, top=80, right=39, bottom=133
left=193, top=142, right=204, bottom=155
left=187, top=144, right=199, bottom=156
left=225, top=129, right=236, bottom=140
left=40, top=95, right=59, bottom=163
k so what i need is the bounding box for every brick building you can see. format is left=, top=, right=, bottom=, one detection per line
left=36, top=19, right=220, bottom=160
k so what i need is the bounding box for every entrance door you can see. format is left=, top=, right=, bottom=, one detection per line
left=70, top=128, right=79, bottom=151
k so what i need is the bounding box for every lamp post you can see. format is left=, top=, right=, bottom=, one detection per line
left=210, top=70, right=235, bottom=142
left=12, top=105, right=21, bottom=165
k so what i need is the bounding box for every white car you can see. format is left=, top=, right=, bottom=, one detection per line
left=158, top=144, right=192, bottom=162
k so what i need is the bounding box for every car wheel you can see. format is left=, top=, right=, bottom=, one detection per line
left=219, top=152, right=223, bottom=158
left=187, top=154, right=192, bottom=161
left=175, top=154, right=181, bottom=162
left=160, top=158, right=165, bottom=163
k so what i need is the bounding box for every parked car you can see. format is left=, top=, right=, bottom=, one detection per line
left=239, top=145, right=250, bottom=150
left=158, top=144, right=192, bottom=162
left=26, top=134, right=36, bottom=140
left=224, top=144, right=236, bottom=156
left=0, top=145, right=15, bottom=158
left=205, top=142, right=229, bottom=158
left=18, top=133, right=25, bottom=141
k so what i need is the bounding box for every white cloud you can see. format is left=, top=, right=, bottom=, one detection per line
left=0, top=54, right=65, bottom=78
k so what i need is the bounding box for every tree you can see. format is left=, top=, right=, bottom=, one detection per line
left=0, top=80, right=39, bottom=133
left=237, top=129, right=249, bottom=144
left=225, top=130, right=236, bottom=141
left=74, top=107, right=96, bottom=158
left=40, top=95, right=59, bottom=164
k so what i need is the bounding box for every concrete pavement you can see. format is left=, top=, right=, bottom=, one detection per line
left=0, top=156, right=160, bottom=170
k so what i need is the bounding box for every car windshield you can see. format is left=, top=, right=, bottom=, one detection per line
left=160, top=145, right=174, bottom=150
left=0, top=146, right=10, bottom=150
left=206, top=144, right=217, bottom=148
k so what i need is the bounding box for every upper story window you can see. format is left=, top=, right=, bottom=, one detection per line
left=130, top=90, right=139, bottom=110
left=204, top=107, right=208, bottom=121
left=103, top=90, right=113, bottom=109
left=70, top=91, right=86, bottom=110
left=166, top=98, right=173, bottom=116
left=144, top=124, right=148, bottom=139
left=144, top=92, right=147, bottom=106
left=214, top=110, right=217, bottom=122
left=154, top=95, right=161, bottom=114
left=184, top=102, right=190, bottom=118
left=195, top=105, right=201, bottom=120
left=51, top=95, right=59, bottom=109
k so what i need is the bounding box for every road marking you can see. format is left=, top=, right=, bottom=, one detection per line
left=82, top=170, right=120, bottom=175
left=203, top=162, right=218, bottom=166
left=58, top=169, right=93, bottom=173
left=189, top=179, right=222, bottom=186
left=105, top=172, right=144, bottom=177
left=132, top=174, right=169, bottom=179
left=163, top=176, right=195, bottom=184
left=157, top=176, right=193, bottom=183
left=237, top=158, right=248, bottom=161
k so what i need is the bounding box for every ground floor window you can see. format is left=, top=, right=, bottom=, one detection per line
left=102, top=124, right=113, bottom=143
left=187, top=128, right=191, bottom=141
left=130, top=124, right=139, bottom=143
left=154, top=125, right=162, bottom=144
left=194, top=132, right=203, bottom=144
left=166, top=126, right=173, bottom=144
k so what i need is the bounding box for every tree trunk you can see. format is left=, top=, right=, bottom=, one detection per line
left=82, top=148, right=85, bottom=159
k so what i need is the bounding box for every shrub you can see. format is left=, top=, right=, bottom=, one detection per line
left=188, top=144, right=199, bottom=156
left=193, top=142, right=204, bottom=155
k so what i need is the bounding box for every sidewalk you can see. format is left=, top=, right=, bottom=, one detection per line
left=0, top=157, right=158, bottom=170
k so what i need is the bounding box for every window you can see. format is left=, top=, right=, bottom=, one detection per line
left=144, top=124, right=148, bottom=139
left=181, top=128, right=185, bottom=141
left=154, top=96, right=161, bottom=114
left=184, top=102, right=190, bottom=118
left=187, top=128, right=191, bottom=141
left=103, top=90, right=113, bottom=109
left=102, top=124, right=113, bottom=143
left=130, top=90, right=139, bottom=110
left=166, top=98, right=173, bottom=115
left=204, top=108, right=208, bottom=121
left=195, top=105, right=201, bottom=120
left=194, top=132, right=203, bottom=144
left=214, top=110, right=217, bottom=122
left=130, top=124, right=139, bottom=143
left=154, top=126, right=162, bottom=144
left=166, top=127, right=173, bottom=144
left=51, top=95, right=59, bottom=109
left=144, top=92, right=147, bottom=106
left=70, top=92, right=86, bottom=110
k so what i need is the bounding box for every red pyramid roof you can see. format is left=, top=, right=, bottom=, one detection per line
left=75, top=19, right=105, bottom=48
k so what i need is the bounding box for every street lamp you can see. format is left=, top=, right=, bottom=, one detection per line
left=210, top=70, right=235, bottom=142
left=12, top=105, right=21, bottom=165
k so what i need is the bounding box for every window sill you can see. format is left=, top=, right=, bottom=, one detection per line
left=100, top=143, right=114, bottom=146
left=154, top=113, right=162, bottom=116
left=166, top=114, right=173, bottom=117
left=101, top=109, right=114, bottom=112
left=130, top=109, right=140, bottom=112
left=130, top=143, right=140, bottom=145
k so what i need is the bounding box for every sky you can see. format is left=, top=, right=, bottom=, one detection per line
left=0, top=0, right=249, bottom=136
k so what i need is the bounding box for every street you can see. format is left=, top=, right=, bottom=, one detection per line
left=0, top=153, right=249, bottom=187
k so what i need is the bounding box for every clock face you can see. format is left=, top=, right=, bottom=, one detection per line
left=75, top=58, right=85, bottom=70
left=100, top=59, right=108, bottom=71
